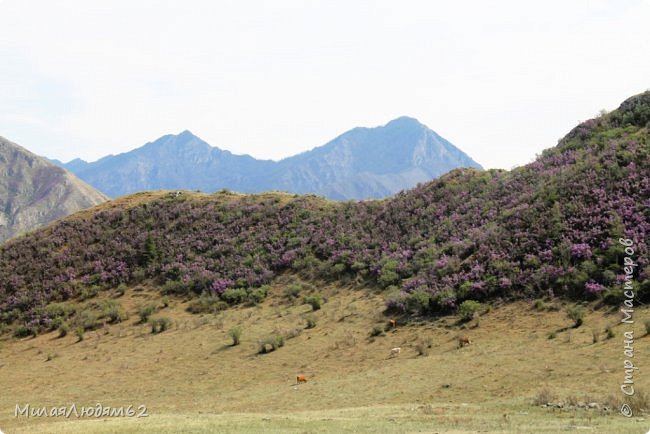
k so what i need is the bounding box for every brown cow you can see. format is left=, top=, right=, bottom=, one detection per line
left=297, top=374, right=307, bottom=384
left=458, top=336, right=472, bottom=347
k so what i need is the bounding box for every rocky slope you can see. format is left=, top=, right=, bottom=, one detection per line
left=0, top=137, right=108, bottom=242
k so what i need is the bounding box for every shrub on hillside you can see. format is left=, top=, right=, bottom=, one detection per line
left=247, top=286, right=268, bottom=305
left=58, top=322, right=69, bottom=338
left=187, top=294, right=228, bottom=314
left=285, top=283, right=302, bottom=300
left=150, top=317, right=172, bottom=334
left=228, top=326, right=242, bottom=346
left=304, top=295, right=323, bottom=311
left=221, top=288, right=248, bottom=305
left=137, top=303, right=158, bottom=323
left=567, top=305, right=585, bottom=328
left=258, top=335, right=284, bottom=353
left=102, top=300, right=128, bottom=323
left=457, top=300, right=484, bottom=322
left=305, top=315, right=317, bottom=329
left=13, top=325, right=35, bottom=338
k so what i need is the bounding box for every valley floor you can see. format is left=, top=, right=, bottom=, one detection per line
left=0, top=277, right=648, bottom=433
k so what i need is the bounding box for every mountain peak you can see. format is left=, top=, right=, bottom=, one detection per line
left=384, top=116, right=425, bottom=128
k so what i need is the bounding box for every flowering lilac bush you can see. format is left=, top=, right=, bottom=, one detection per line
left=0, top=92, right=649, bottom=332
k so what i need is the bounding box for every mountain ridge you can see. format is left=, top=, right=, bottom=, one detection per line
left=54, top=118, right=482, bottom=199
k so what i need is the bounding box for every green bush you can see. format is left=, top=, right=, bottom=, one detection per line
left=14, top=325, right=35, bottom=338
left=221, top=288, right=248, bottom=305
left=606, top=326, right=616, bottom=339
left=137, top=303, right=158, bottom=323
left=567, top=305, right=585, bottom=328
left=162, top=280, right=191, bottom=295
left=602, top=288, right=625, bottom=305
left=58, top=322, right=69, bottom=338
left=457, top=300, right=484, bottom=322
left=103, top=300, right=128, bottom=323
left=187, top=294, right=228, bottom=314
left=533, top=299, right=547, bottom=311
left=75, top=326, right=85, bottom=342
left=45, top=302, right=77, bottom=319
left=305, top=316, right=316, bottom=329
left=258, top=335, right=285, bottom=353
left=248, top=286, right=268, bottom=305
left=79, top=285, right=100, bottom=301
left=285, top=284, right=302, bottom=299
left=77, top=310, right=99, bottom=330
left=228, top=326, right=242, bottom=346
left=430, top=288, right=455, bottom=312
left=304, top=295, right=323, bottom=311
left=370, top=325, right=386, bottom=337
left=150, top=317, right=172, bottom=334
left=378, top=260, right=400, bottom=288
left=407, top=290, right=431, bottom=315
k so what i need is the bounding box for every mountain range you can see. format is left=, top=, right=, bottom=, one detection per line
left=0, top=137, right=108, bottom=243
left=53, top=117, right=482, bottom=200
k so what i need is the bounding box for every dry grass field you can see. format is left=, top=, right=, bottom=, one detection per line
left=1, top=275, right=648, bottom=433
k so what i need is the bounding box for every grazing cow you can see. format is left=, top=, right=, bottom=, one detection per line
left=388, top=319, right=397, bottom=329
left=296, top=374, right=307, bottom=384
left=389, top=347, right=401, bottom=357
left=458, top=336, right=472, bottom=347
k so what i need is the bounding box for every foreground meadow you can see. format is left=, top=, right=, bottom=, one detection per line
left=0, top=278, right=648, bottom=433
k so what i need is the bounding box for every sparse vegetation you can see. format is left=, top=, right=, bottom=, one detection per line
left=258, top=335, right=285, bottom=353
left=305, top=316, right=316, bottom=329
left=304, top=295, right=323, bottom=311
left=75, top=326, right=85, bottom=342
left=57, top=322, right=69, bottom=338
left=137, top=303, right=158, bottom=323
left=606, top=326, right=616, bottom=339
left=567, top=305, right=585, bottom=328
left=150, top=317, right=172, bottom=334
left=102, top=300, right=128, bottom=323
left=533, top=388, right=556, bottom=406
left=415, top=336, right=433, bottom=356
left=13, top=325, right=35, bottom=338
left=228, top=326, right=242, bottom=346
left=284, top=284, right=302, bottom=300
left=187, top=294, right=228, bottom=314
left=533, top=299, right=547, bottom=311
left=370, top=325, right=385, bottom=337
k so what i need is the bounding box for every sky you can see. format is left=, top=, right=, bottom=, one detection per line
left=0, top=0, right=648, bottom=170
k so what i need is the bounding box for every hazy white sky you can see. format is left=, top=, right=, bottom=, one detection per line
left=0, top=0, right=648, bottom=169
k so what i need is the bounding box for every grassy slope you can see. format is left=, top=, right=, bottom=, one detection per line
left=0, top=278, right=648, bottom=433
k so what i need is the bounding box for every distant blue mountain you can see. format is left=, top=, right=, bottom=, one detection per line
left=55, top=118, right=482, bottom=199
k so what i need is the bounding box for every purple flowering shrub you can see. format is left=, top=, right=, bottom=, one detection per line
left=0, top=92, right=649, bottom=331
